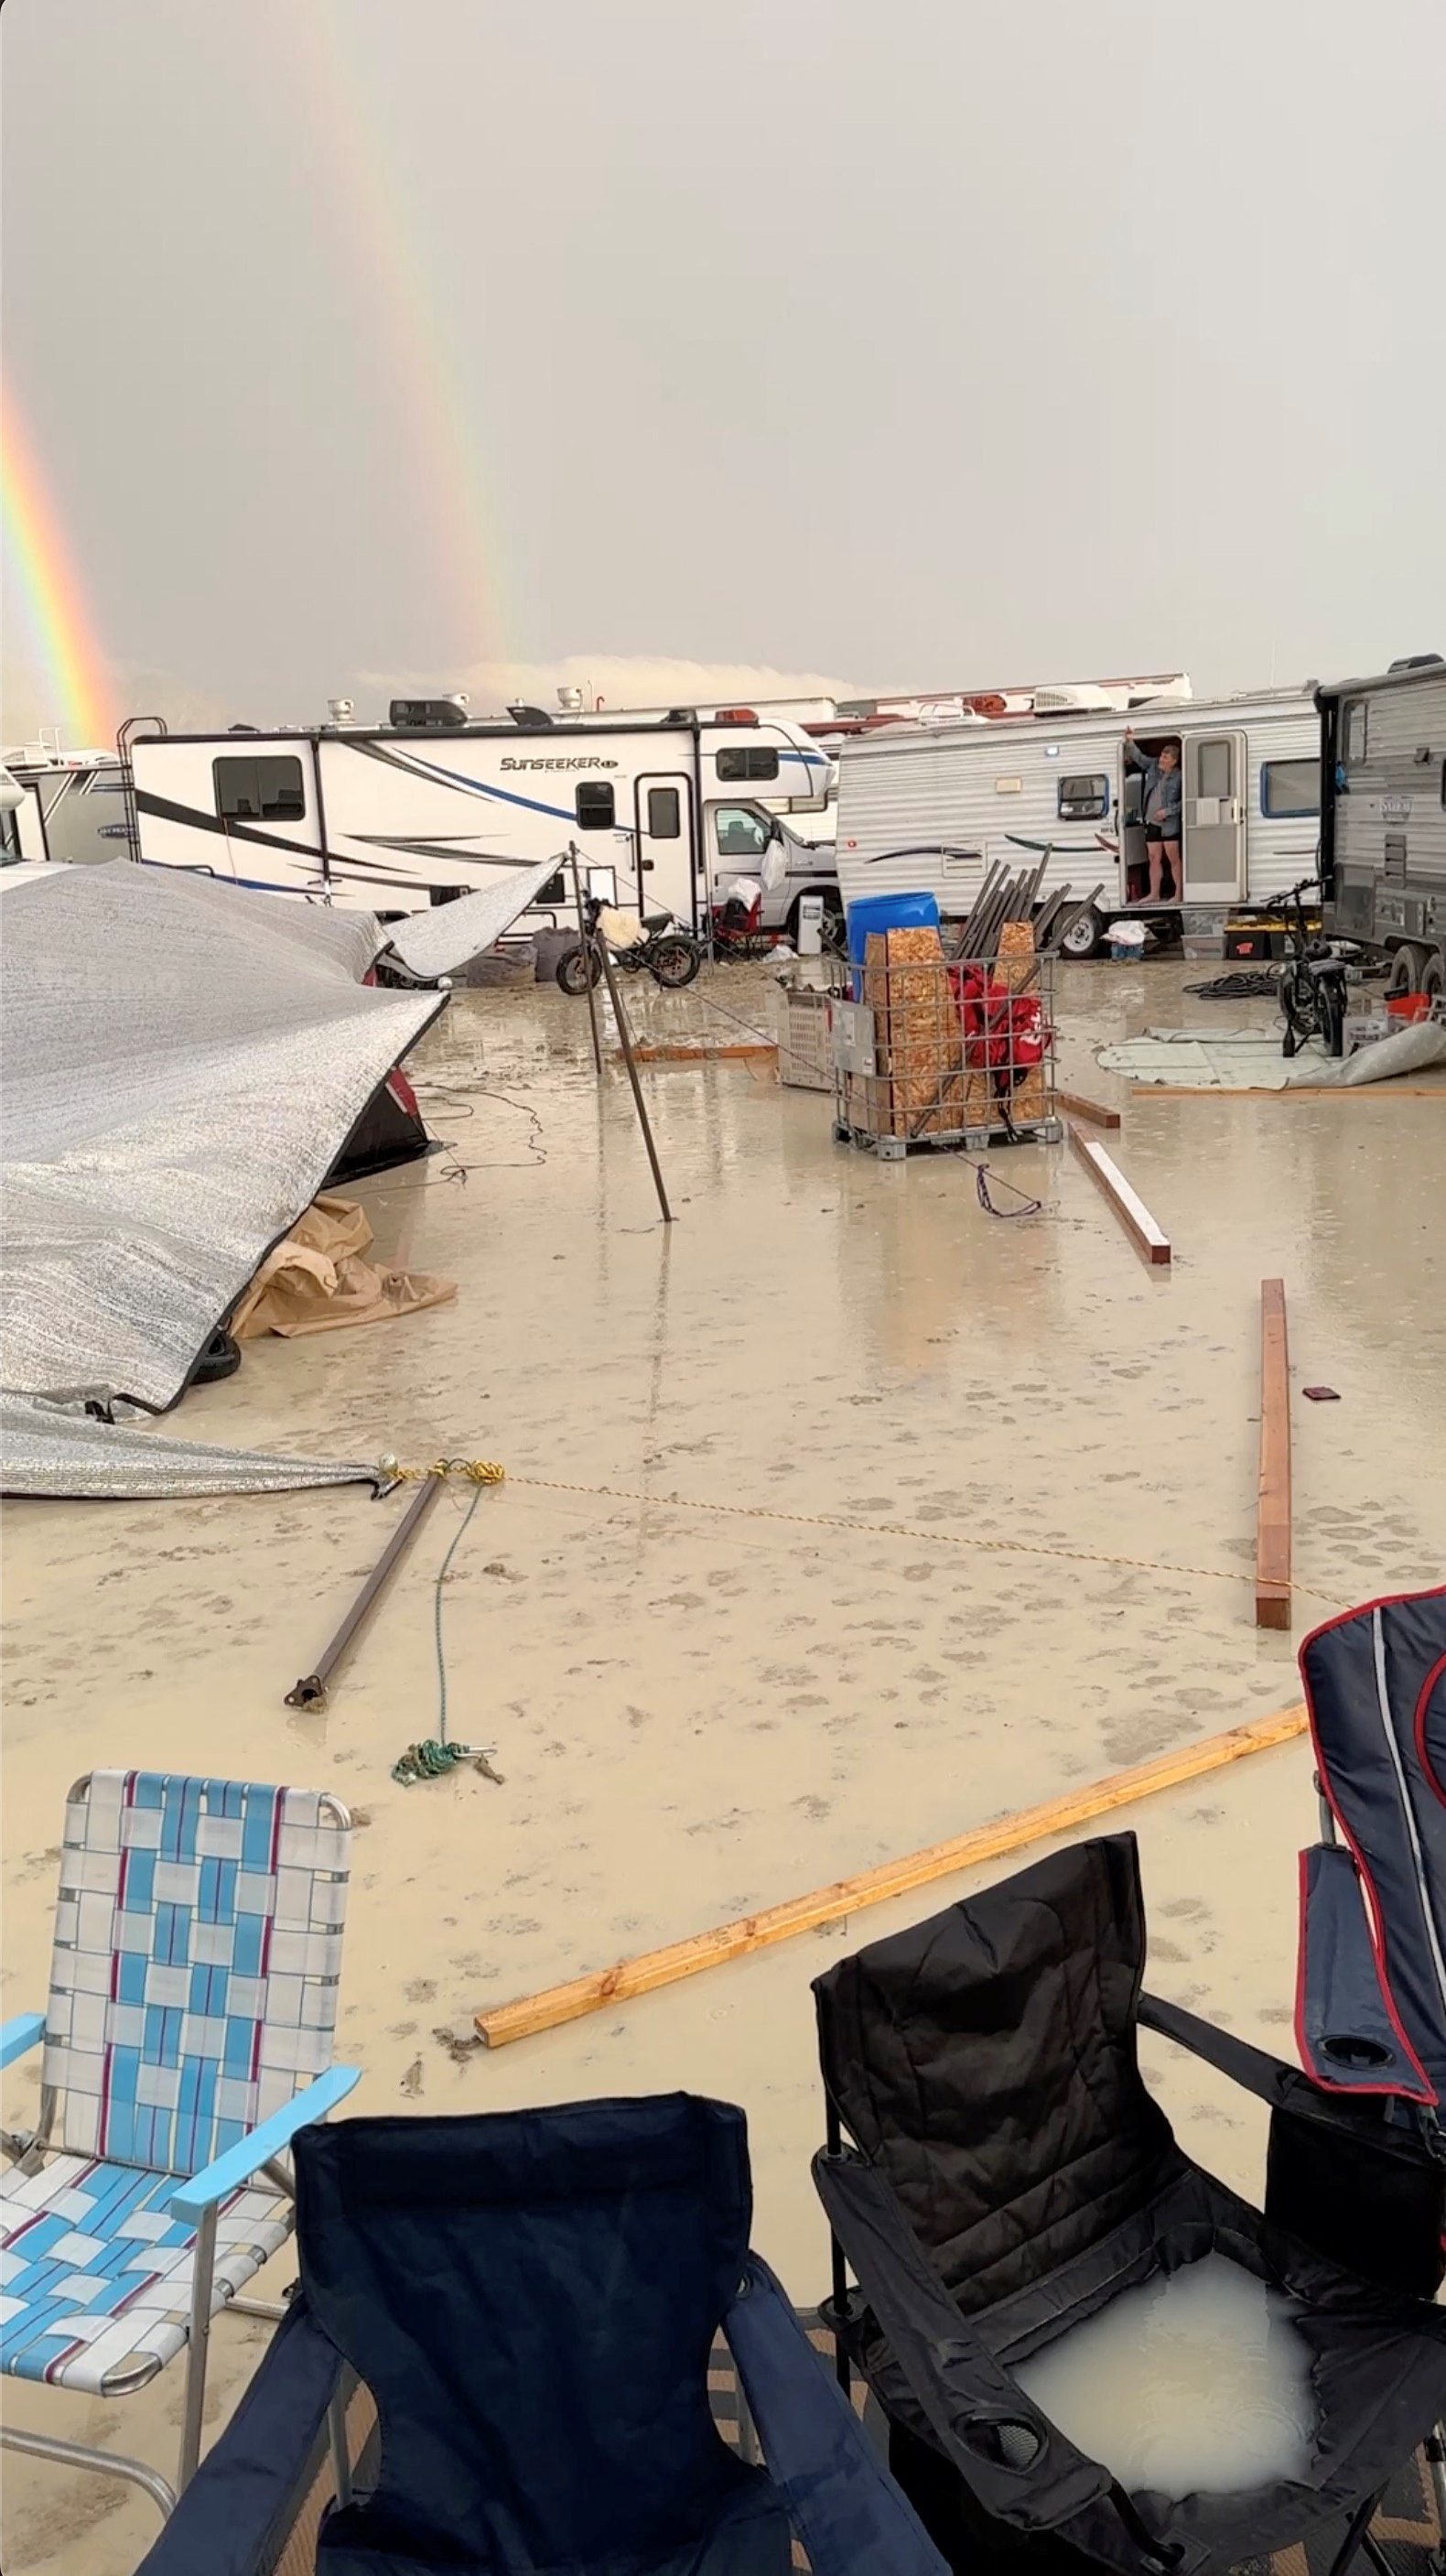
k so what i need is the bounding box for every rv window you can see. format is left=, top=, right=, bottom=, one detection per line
left=1057, top=774, right=1109, bottom=822
left=715, top=746, right=780, bottom=783
left=1260, top=759, right=1320, bottom=818
left=714, top=806, right=772, bottom=861
left=1197, top=740, right=1234, bottom=799
left=576, top=781, right=616, bottom=830
left=1343, top=701, right=1368, bottom=765
left=213, top=756, right=306, bottom=823
left=646, top=786, right=681, bottom=839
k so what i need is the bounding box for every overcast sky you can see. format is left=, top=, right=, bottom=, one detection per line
left=4, top=0, right=1444, bottom=737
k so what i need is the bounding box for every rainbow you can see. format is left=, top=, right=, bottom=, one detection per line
left=0, top=383, right=113, bottom=749
left=284, top=0, right=508, bottom=666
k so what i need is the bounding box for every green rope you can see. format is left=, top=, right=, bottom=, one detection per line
left=391, top=1482, right=503, bottom=1789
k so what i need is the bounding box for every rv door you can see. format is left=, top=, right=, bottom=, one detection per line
left=632, top=773, right=696, bottom=926
left=1182, top=731, right=1246, bottom=902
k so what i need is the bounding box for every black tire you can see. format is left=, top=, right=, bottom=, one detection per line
left=189, top=1327, right=241, bottom=1387
left=1060, top=905, right=1106, bottom=960
left=1421, top=949, right=1444, bottom=1002
left=649, top=936, right=701, bottom=990
left=1318, top=975, right=1345, bottom=1059
left=1386, top=945, right=1422, bottom=998
left=556, top=942, right=601, bottom=996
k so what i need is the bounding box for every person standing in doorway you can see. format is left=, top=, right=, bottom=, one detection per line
left=1124, top=731, right=1182, bottom=903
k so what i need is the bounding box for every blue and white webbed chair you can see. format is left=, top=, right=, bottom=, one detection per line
left=0, top=1769, right=359, bottom=2518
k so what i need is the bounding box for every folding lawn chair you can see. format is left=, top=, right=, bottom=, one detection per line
left=0, top=1770, right=358, bottom=2518
left=132, top=2093, right=951, bottom=2575
left=813, top=1831, right=1446, bottom=2576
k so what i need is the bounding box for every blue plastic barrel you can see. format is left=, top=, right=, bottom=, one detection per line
left=847, top=891, right=940, bottom=997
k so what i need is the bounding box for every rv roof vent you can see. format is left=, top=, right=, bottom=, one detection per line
left=556, top=687, right=585, bottom=713
left=328, top=698, right=355, bottom=726
left=714, top=707, right=758, bottom=724
left=507, top=703, right=554, bottom=729
left=1387, top=653, right=1444, bottom=671
left=390, top=698, right=469, bottom=729
left=664, top=708, right=698, bottom=725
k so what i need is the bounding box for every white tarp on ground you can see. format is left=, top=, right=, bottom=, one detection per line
left=382, top=854, right=565, bottom=981
left=1096, top=1023, right=1446, bottom=1091
left=0, top=862, right=444, bottom=1419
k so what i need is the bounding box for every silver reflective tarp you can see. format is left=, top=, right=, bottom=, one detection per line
left=0, top=862, right=444, bottom=1415
left=0, top=1393, right=383, bottom=1500
left=382, top=854, right=565, bottom=980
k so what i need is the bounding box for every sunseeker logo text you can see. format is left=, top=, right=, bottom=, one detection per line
left=501, top=755, right=619, bottom=772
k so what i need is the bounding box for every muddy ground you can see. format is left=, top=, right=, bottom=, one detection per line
left=3, top=957, right=1442, bottom=2571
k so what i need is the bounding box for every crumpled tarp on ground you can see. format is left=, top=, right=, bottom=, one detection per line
left=382, top=856, right=565, bottom=981
left=1097, top=1022, right=1446, bottom=1091
left=0, top=862, right=444, bottom=1416
left=0, top=1393, right=383, bottom=1501
left=232, top=1192, right=456, bottom=1339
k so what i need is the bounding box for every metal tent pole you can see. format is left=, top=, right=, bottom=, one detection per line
left=567, top=843, right=605, bottom=1079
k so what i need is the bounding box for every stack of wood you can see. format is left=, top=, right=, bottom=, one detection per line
left=847, top=921, right=1050, bottom=1139
left=850, top=925, right=963, bottom=1137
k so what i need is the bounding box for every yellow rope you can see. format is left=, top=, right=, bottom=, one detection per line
left=379, top=1459, right=1333, bottom=1603
left=384, top=1457, right=507, bottom=1486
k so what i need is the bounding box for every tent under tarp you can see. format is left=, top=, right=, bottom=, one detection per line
left=0, top=863, right=444, bottom=1418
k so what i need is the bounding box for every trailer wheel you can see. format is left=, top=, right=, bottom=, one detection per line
left=1060, top=905, right=1106, bottom=960
left=1386, top=944, right=1427, bottom=997
left=1422, top=949, right=1444, bottom=1003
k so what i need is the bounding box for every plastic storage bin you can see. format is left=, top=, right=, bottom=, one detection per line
left=847, top=891, right=940, bottom=997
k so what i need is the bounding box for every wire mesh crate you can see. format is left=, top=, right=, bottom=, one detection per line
left=775, top=983, right=834, bottom=1090
left=832, top=924, right=1061, bottom=1153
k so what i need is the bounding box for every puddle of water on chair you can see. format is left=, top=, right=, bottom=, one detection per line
left=1013, top=2254, right=1314, bottom=2495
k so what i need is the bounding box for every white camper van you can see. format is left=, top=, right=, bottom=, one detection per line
left=125, top=702, right=838, bottom=938
left=833, top=687, right=1322, bottom=955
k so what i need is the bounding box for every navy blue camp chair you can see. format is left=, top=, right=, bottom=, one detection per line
left=134, top=2093, right=949, bottom=2575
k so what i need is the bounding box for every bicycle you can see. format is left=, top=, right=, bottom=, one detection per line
left=555, top=893, right=701, bottom=996
left=1278, top=875, right=1346, bottom=1060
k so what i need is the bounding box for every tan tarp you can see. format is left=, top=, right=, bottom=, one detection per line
left=232, top=1194, right=456, bottom=1340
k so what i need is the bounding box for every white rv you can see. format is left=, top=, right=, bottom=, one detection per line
left=1, top=751, right=131, bottom=868
left=833, top=687, right=1322, bottom=954
left=125, top=703, right=838, bottom=937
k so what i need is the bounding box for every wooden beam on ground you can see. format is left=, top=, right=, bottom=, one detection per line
left=1066, top=1122, right=1171, bottom=1264
left=1256, top=1278, right=1292, bottom=1630
left=474, top=1701, right=1308, bottom=2049
left=626, top=1042, right=777, bottom=1065
left=1056, top=1089, right=1121, bottom=1130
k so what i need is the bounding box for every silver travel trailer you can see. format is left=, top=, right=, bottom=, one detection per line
left=1317, top=657, right=1446, bottom=995
left=833, top=687, right=1322, bottom=955
left=124, top=704, right=837, bottom=937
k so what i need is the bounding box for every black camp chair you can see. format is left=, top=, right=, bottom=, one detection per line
left=813, top=1831, right=1446, bottom=2576
left=133, top=2093, right=949, bottom=2576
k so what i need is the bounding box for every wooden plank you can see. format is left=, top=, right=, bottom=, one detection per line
left=475, top=1700, right=1308, bottom=2049
left=628, top=1043, right=776, bottom=1064
left=1066, top=1122, right=1171, bottom=1263
left=1057, top=1089, right=1121, bottom=1130
left=1135, top=1085, right=1446, bottom=1100
left=1257, top=1277, right=1292, bottom=1630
